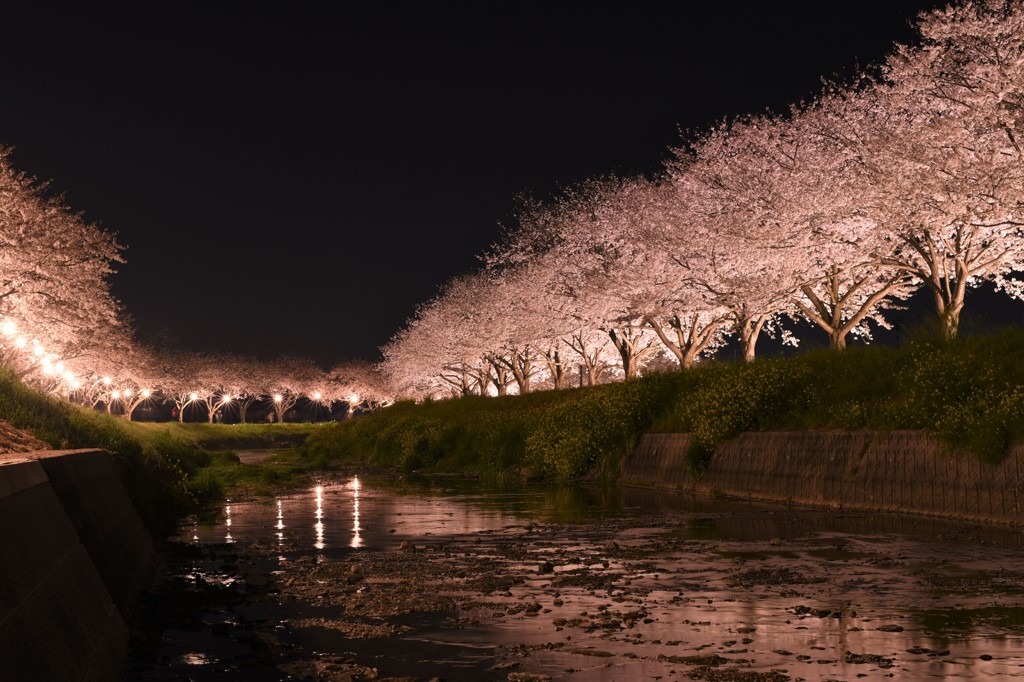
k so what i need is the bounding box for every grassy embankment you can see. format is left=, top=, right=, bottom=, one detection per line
left=298, top=330, right=1024, bottom=481
left=0, top=368, right=320, bottom=535
left=4, top=329, right=1023, bottom=534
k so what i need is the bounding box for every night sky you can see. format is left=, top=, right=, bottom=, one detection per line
left=0, top=2, right=949, bottom=366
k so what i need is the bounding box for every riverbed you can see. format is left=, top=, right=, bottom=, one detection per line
left=128, top=477, right=1024, bottom=680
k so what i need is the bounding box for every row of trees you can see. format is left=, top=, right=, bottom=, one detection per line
left=0, top=148, right=392, bottom=420
left=0, top=310, right=391, bottom=421
left=2, top=2, right=1021, bottom=412
left=382, top=1, right=1024, bottom=399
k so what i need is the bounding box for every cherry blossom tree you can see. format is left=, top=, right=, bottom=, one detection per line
left=328, top=360, right=393, bottom=415
left=0, top=148, right=125, bottom=367
left=160, top=351, right=240, bottom=423
left=560, top=177, right=732, bottom=369
left=262, top=356, right=322, bottom=423
left=664, top=117, right=837, bottom=361
left=490, top=184, right=663, bottom=380
left=106, top=344, right=164, bottom=420
left=219, top=355, right=269, bottom=424
left=161, top=351, right=213, bottom=422
left=686, top=102, right=918, bottom=351
left=382, top=274, right=500, bottom=399
left=823, top=2, right=1024, bottom=339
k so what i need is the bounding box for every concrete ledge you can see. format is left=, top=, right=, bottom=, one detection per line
left=621, top=431, right=1024, bottom=525
left=0, top=450, right=157, bottom=681
left=38, top=450, right=157, bottom=620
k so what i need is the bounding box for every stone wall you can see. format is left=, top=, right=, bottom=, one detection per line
left=621, top=431, right=1024, bottom=525
left=0, top=450, right=157, bottom=682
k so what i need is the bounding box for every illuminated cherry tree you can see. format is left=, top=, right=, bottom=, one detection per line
left=106, top=344, right=163, bottom=420
left=262, top=356, right=322, bottom=423
left=490, top=185, right=661, bottom=380
left=0, top=148, right=125, bottom=368
left=161, top=351, right=242, bottom=423
left=821, top=3, right=1024, bottom=339
left=383, top=274, right=499, bottom=398
left=328, top=360, right=393, bottom=415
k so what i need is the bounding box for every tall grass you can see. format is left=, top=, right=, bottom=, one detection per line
left=301, top=329, right=1024, bottom=480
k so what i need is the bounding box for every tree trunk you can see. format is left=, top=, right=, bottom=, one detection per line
left=545, top=349, right=565, bottom=390
left=737, top=315, right=767, bottom=363
left=609, top=329, right=637, bottom=380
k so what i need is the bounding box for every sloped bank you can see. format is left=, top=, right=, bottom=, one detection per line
left=0, top=449, right=157, bottom=682
left=620, top=431, right=1024, bottom=526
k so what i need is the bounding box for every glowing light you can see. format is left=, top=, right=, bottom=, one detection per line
left=124, top=388, right=133, bottom=397
left=63, top=370, right=75, bottom=383
left=70, top=379, right=81, bottom=390
left=190, top=392, right=199, bottom=401
left=313, top=391, right=322, bottom=401
left=1, top=320, right=16, bottom=336
left=348, top=394, right=360, bottom=404
left=111, top=390, right=121, bottom=399
left=222, top=394, right=231, bottom=403
left=273, top=393, right=283, bottom=403
left=14, top=337, right=25, bottom=349
left=141, top=388, right=151, bottom=398
left=55, top=361, right=65, bottom=373
left=102, top=376, right=112, bottom=386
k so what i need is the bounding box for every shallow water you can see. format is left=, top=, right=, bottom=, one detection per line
left=155, top=477, right=1024, bottom=680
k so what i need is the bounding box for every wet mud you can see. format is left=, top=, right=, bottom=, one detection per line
left=128, top=480, right=1024, bottom=681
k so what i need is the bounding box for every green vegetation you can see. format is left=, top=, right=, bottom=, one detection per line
left=0, top=367, right=321, bottom=534
left=129, top=421, right=314, bottom=452
left=301, top=330, right=1024, bottom=480
left=4, top=329, right=1024, bottom=533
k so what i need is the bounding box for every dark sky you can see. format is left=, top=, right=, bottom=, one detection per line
left=0, top=2, right=946, bottom=366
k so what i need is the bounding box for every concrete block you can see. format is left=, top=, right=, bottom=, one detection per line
left=37, top=450, right=158, bottom=622
left=0, top=459, right=128, bottom=682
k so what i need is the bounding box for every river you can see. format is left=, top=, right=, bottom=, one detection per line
left=128, top=476, right=1024, bottom=681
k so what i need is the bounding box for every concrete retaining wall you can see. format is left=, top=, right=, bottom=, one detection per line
left=621, top=431, right=1024, bottom=526
left=0, top=450, right=157, bottom=682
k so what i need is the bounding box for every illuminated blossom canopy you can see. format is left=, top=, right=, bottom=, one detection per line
left=0, top=148, right=124, bottom=378
left=381, top=2, right=1024, bottom=395
left=3, top=2, right=1024, bottom=409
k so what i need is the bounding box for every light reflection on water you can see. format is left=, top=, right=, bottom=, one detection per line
left=351, top=476, right=362, bottom=548
left=188, top=477, right=545, bottom=555
left=177, top=478, right=1024, bottom=680
left=313, top=484, right=324, bottom=550
left=224, top=503, right=232, bottom=544
left=187, top=478, right=1024, bottom=554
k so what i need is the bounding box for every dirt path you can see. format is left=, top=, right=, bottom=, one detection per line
left=235, top=450, right=276, bottom=464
